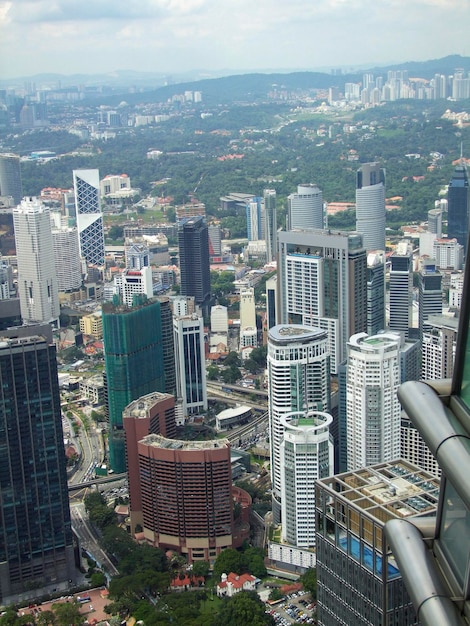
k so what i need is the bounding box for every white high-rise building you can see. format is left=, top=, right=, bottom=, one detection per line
left=73, top=169, right=105, bottom=267
left=449, top=272, right=464, bottom=309
left=13, top=197, right=59, bottom=325
left=268, top=324, right=330, bottom=522
left=346, top=332, right=402, bottom=471
left=421, top=315, right=458, bottom=381
left=278, top=229, right=367, bottom=374
left=432, top=238, right=464, bottom=271
left=173, top=313, right=208, bottom=416
left=355, top=163, right=386, bottom=251
left=52, top=226, right=82, bottom=292
left=211, top=304, right=228, bottom=334
left=239, top=287, right=256, bottom=329
left=116, top=267, right=153, bottom=307
left=287, top=184, right=324, bottom=230
left=280, top=411, right=333, bottom=548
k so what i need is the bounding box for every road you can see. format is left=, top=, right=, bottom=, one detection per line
left=70, top=501, right=119, bottom=578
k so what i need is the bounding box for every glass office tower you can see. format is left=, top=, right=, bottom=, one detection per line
left=0, top=335, right=75, bottom=604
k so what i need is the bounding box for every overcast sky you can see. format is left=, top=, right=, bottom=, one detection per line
left=1, top=0, right=469, bottom=79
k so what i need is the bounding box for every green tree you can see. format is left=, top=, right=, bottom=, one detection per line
left=300, top=567, right=317, bottom=599
left=51, top=601, right=85, bottom=626
left=213, top=591, right=275, bottom=626
left=207, top=365, right=219, bottom=380
left=269, top=587, right=283, bottom=602
left=223, top=351, right=241, bottom=367
left=221, top=365, right=241, bottom=384
left=91, top=571, right=106, bottom=587
left=213, top=548, right=245, bottom=581
left=192, top=560, right=210, bottom=579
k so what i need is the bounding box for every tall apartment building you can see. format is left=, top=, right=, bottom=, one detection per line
left=173, top=313, right=208, bottom=416
left=102, top=297, right=165, bottom=473
left=447, top=161, right=470, bottom=253
left=246, top=197, right=264, bottom=241
left=239, top=287, right=257, bottom=349
left=389, top=241, right=413, bottom=337
left=346, top=332, right=402, bottom=470
left=316, top=460, right=439, bottom=626
left=0, top=335, right=76, bottom=605
left=134, top=434, right=233, bottom=564
left=420, top=315, right=458, bottom=381
left=268, top=324, right=330, bottom=522
left=178, top=216, right=210, bottom=311
left=13, top=197, right=59, bottom=326
left=355, top=162, right=386, bottom=251
left=73, top=169, right=105, bottom=267
left=367, top=250, right=386, bottom=335
left=52, top=225, right=82, bottom=292
left=418, top=260, right=442, bottom=340
left=264, top=188, right=277, bottom=262
left=157, top=297, right=177, bottom=397
left=278, top=229, right=367, bottom=373
left=280, top=411, right=333, bottom=548
left=287, top=184, right=324, bottom=230
left=211, top=304, right=229, bottom=334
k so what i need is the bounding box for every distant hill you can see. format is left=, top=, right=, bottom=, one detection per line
left=3, top=55, right=470, bottom=106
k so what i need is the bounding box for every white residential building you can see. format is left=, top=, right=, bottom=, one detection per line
left=52, top=226, right=82, bottom=292
left=280, top=411, right=334, bottom=548
left=13, top=197, right=59, bottom=325
left=268, top=324, right=330, bottom=523
left=346, top=332, right=402, bottom=471
left=278, top=229, right=367, bottom=374
left=432, top=238, right=464, bottom=271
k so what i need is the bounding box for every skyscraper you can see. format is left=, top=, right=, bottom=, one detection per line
left=316, top=461, right=439, bottom=626
left=268, top=324, right=330, bottom=522
left=367, top=250, right=386, bottom=335
left=280, top=411, right=333, bottom=548
left=132, top=434, right=233, bottom=564
left=246, top=197, right=264, bottom=241
left=52, top=225, right=82, bottom=293
left=389, top=241, right=413, bottom=337
left=264, top=188, right=277, bottom=262
left=447, top=161, right=470, bottom=253
left=418, top=260, right=442, bottom=340
left=73, top=169, right=105, bottom=267
left=173, top=313, right=208, bottom=416
left=178, top=216, right=210, bottom=311
left=0, top=153, right=22, bottom=205
left=13, top=197, right=59, bottom=325
left=102, top=297, right=165, bottom=473
left=278, top=229, right=367, bottom=373
left=346, top=332, right=402, bottom=470
left=287, top=184, right=324, bottom=230
left=355, top=162, right=386, bottom=251
left=0, top=335, right=76, bottom=604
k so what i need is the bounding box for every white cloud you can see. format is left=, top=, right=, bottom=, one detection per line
left=0, top=0, right=469, bottom=77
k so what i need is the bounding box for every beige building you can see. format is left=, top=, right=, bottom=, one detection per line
left=79, top=312, right=103, bottom=338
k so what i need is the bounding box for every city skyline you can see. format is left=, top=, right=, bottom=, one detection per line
left=1, top=1, right=469, bottom=79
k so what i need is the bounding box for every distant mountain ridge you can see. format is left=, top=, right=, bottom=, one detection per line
left=2, top=55, right=470, bottom=106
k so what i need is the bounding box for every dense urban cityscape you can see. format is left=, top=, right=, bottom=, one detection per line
left=1, top=51, right=470, bottom=626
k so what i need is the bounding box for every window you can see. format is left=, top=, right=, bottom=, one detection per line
left=438, top=479, right=470, bottom=590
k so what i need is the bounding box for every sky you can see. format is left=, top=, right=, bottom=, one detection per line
left=0, top=0, right=470, bottom=79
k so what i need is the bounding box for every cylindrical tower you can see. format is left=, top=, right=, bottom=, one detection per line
left=268, top=324, right=330, bottom=522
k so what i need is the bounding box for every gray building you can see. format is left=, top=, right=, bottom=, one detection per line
left=316, top=460, right=439, bottom=625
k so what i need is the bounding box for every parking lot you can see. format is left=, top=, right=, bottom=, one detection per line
left=266, top=590, right=317, bottom=624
